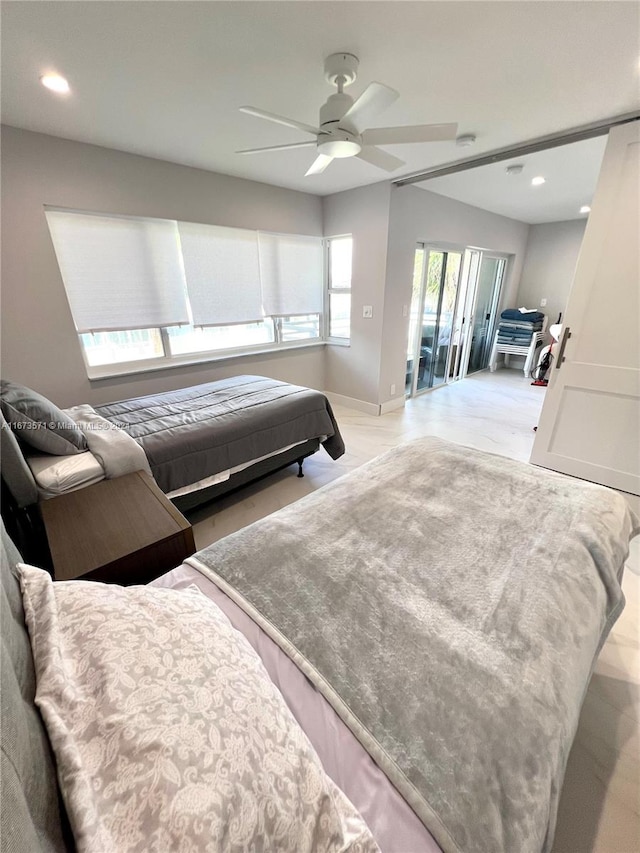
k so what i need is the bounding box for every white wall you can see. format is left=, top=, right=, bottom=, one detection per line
left=380, top=185, right=531, bottom=403
left=322, top=182, right=392, bottom=407
left=515, top=219, right=587, bottom=328
left=0, top=126, right=324, bottom=407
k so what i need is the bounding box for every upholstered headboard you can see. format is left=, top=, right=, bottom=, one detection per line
left=0, top=519, right=71, bottom=852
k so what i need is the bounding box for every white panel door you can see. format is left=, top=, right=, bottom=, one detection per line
left=530, top=121, right=640, bottom=495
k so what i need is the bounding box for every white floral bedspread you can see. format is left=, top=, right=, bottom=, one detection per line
left=19, top=565, right=378, bottom=853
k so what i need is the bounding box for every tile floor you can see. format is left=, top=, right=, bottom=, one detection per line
left=187, top=368, right=639, bottom=853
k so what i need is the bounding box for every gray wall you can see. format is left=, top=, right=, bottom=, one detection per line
left=322, top=182, right=392, bottom=406
left=1, top=126, right=324, bottom=407
left=2, top=126, right=539, bottom=414
left=379, top=185, right=530, bottom=403
left=515, top=219, right=587, bottom=328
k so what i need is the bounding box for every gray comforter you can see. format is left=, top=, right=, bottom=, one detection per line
left=95, top=375, right=344, bottom=493
left=188, top=436, right=638, bottom=853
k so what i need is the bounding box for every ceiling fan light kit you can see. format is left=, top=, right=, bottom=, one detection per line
left=318, top=133, right=362, bottom=159
left=238, top=52, right=458, bottom=176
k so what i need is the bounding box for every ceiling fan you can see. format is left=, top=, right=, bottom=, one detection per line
left=237, top=53, right=458, bottom=176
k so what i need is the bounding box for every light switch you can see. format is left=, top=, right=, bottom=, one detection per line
left=540, top=298, right=547, bottom=307
left=362, top=305, right=373, bottom=319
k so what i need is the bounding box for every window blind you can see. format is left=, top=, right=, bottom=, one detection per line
left=178, top=222, right=263, bottom=327
left=258, top=233, right=324, bottom=317
left=45, top=210, right=189, bottom=333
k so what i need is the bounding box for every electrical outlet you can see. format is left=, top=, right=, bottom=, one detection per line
left=540, top=298, right=547, bottom=307
left=390, top=383, right=396, bottom=396
left=362, top=305, right=373, bottom=319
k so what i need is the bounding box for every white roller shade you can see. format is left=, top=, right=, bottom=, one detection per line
left=258, top=233, right=323, bottom=316
left=178, top=222, right=263, bottom=327
left=45, top=210, right=189, bottom=333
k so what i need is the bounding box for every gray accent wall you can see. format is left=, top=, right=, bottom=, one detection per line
left=1, top=126, right=324, bottom=407
left=515, top=219, right=587, bottom=328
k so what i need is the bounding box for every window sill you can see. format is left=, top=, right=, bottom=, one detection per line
left=87, top=340, right=327, bottom=381
left=327, top=338, right=351, bottom=348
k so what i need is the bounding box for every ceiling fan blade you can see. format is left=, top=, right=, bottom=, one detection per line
left=356, top=146, right=405, bottom=172
left=239, top=106, right=319, bottom=136
left=340, top=82, right=399, bottom=134
left=237, top=141, right=317, bottom=155
left=305, top=154, right=334, bottom=176
left=362, top=123, right=459, bottom=146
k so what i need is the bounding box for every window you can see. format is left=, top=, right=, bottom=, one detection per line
left=45, top=208, right=330, bottom=375
left=80, top=329, right=164, bottom=367
left=166, top=322, right=274, bottom=356
left=277, top=315, right=321, bottom=342
left=327, top=236, right=352, bottom=340
left=178, top=222, right=264, bottom=327
left=45, top=211, right=189, bottom=333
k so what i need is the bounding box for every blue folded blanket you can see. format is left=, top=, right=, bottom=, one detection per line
left=500, top=308, right=545, bottom=323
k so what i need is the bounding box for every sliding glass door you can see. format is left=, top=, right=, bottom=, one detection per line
left=461, top=254, right=506, bottom=376
left=406, top=245, right=506, bottom=397
left=406, top=247, right=463, bottom=395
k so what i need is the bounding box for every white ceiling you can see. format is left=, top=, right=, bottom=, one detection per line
left=420, top=135, right=609, bottom=224
left=2, top=1, right=639, bottom=222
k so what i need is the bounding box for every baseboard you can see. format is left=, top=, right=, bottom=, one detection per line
left=324, top=391, right=406, bottom=416
left=380, top=396, right=406, bottom=415
left=324, top=392, right=380, bottom=416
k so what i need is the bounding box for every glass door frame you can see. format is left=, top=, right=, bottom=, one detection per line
left=458, top=252, right=508, bottom=379
left=408, top=245, right=428, bottom=397
left=445, top=248, right=479, bottom=385
left=408, top=243, right=466, bottom=398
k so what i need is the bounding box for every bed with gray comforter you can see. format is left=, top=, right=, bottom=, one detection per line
left=0, top=375, right=345, bottom=523
left=1, top=436, right=637, bottom=852
left=187, top=436, right=638, bottom=853
left=95, top=375, right=345, bottom=496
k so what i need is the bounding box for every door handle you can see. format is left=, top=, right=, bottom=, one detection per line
left=555, top=326, right=571, bottom=369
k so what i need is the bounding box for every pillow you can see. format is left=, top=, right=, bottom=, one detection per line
left=19, top=565, right=379, bottom=853
left=0, top=380, right=87, bottom=455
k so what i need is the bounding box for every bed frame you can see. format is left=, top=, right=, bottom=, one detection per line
left=170, top=437, right=321, bottom=512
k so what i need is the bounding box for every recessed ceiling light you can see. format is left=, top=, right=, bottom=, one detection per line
left=40, top=73, right=70, bottom=94
left=531, top=176, right=546, bottom=186
left=580, top=205, right=591, bottom=214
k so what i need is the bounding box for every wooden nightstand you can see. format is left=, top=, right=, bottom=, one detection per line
left=40, top=470, right=196, bottom=584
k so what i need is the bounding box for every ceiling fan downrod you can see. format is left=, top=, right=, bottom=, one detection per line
left=323, top=53, right=359, bottom=88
